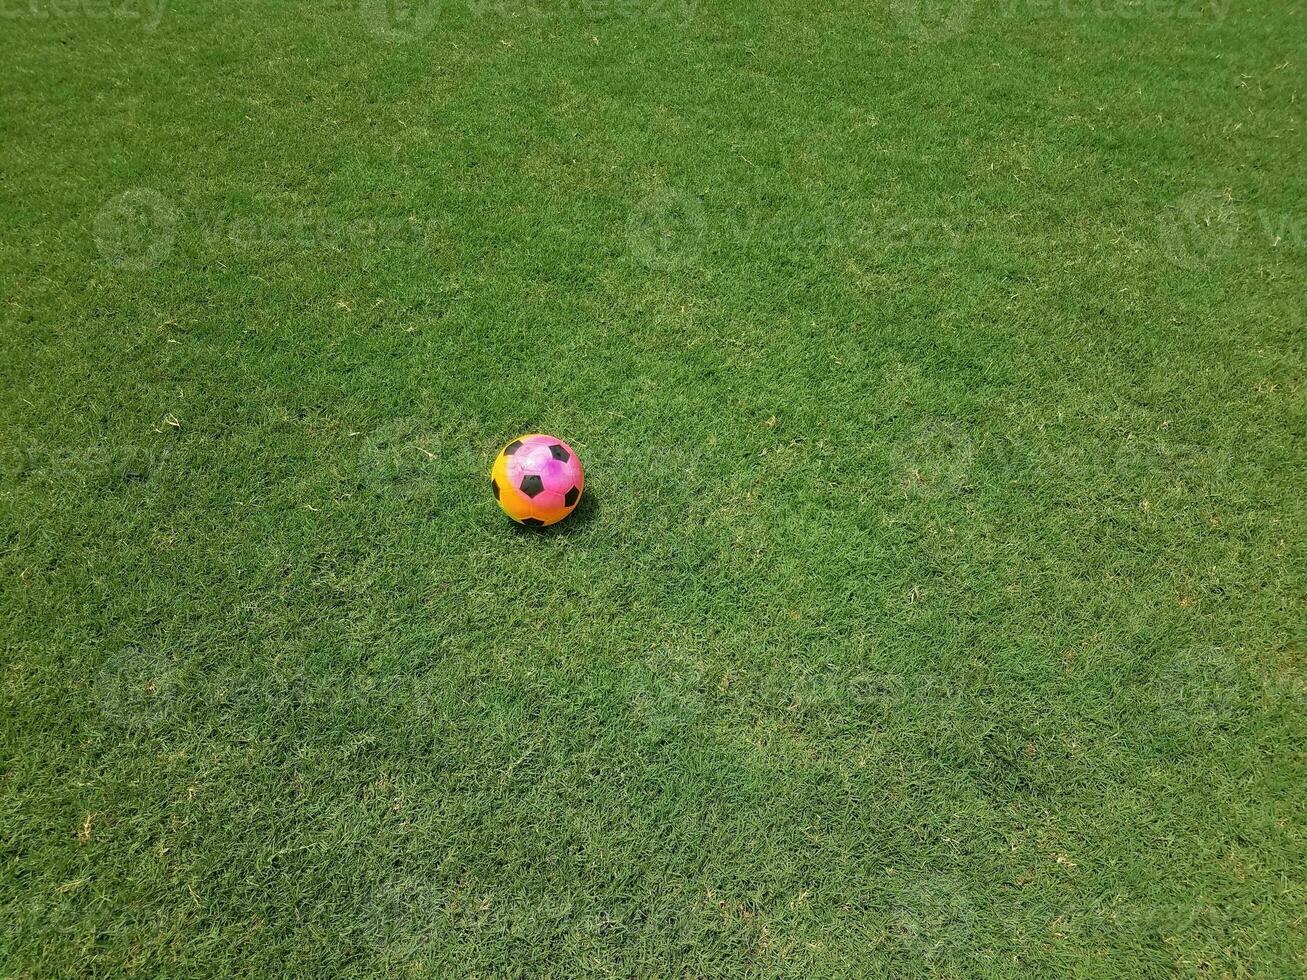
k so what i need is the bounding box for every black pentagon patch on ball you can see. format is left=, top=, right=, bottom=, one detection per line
left=519, top=474, right=544, bottom=498
left=491, top=478, right=500, bottom=500
left=564, top=486, right=579, bottom=507
left=549, top=444, right=571, bottom=463
left=522, top=517, right=544, bottom=527
left=503, top=439, right=524, bottom=456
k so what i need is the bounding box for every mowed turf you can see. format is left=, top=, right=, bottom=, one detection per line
left=0, top=0, right=1303, bottom=975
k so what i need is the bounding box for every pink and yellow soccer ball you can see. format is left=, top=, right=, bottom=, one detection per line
left=490, top=434, right=584, bottom=527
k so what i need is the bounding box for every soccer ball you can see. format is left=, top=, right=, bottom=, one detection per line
left=490, top=434, right=584, bottom=527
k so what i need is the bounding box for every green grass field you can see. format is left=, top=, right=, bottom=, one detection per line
left=1, top=0, right=1304, bottom=974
